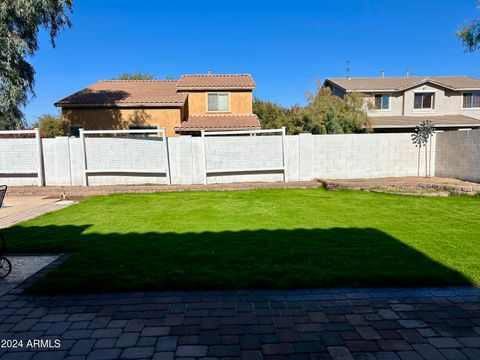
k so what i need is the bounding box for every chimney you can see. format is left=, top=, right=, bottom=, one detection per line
left=207, top=68, right=211, bottom=75
left=381, top=70, right=385, bottom=78
left=405, top=69, right=409, bottom=78
left=411, top=71, right=415, bottom=77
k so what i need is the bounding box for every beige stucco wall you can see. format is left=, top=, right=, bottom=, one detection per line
left=365, top=92, right=404, bottom=117
left=62, top=108, right=182, bottom=137
left=444, top=90, right=480, bottom=119
left=364, top=83, right=480, bottom=119
left=186, top=91, right=253, bottom=115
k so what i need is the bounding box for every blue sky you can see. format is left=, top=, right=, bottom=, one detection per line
left=26, top=0, right=479, bottom=124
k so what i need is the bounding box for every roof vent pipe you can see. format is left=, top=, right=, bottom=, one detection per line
left=405, top=69, right=409, bottom=78
left=411, top=72, right=415, bottom=77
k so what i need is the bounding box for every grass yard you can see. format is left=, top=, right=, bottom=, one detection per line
left=3, top=188, right=480, bottom=294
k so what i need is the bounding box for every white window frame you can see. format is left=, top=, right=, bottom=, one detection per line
left=413, top=92, right=435, bottom=110
left=462, top=92, right=480, bottom=109
left=206, top=92, right=231, bottom=113
left=79, top=127, right=171, bottom=186
left=373, top=93, right=391, bottom=111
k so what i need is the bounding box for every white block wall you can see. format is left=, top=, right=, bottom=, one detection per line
left=205, top=135, right=285, bottom=183
left=309, top=133, right=434, bottom=179
left=84, top=137, right=169, bottom=185
left=0, top=138, right=39, bottom=186
left=435, top=129, right=480, bottom=182
left=0, top=132, right=447, bottom=187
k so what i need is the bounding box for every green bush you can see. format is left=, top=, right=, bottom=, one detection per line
left=33, top=113, right=66, bottom=137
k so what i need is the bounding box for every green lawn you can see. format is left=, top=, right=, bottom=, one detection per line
left=4, top=188, right=480, bottom=294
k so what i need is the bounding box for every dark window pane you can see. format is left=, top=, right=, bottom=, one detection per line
left=374, top=95, right=382, bottom=109
left=69, top=126, right=80, bottom=137
left=128, top=125, right=156, bottom=130
left=414, top=94, right=422, bottom=109
left=464, top=93, right=472, bottom=108
left=473, top=93, right=480, bottom=108
left=423, top=94, right=432, bottom=108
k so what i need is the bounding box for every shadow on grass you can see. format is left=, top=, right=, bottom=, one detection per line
left=3, top=225, right=470, bottom=294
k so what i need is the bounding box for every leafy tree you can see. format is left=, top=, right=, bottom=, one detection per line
left=253, top=98, right=306, bottom=135
left=255, top=87, right=370, bottom=135
left=458, top=1, right=480, bottom=52
left=33, top=113, right=66, bottom=138
left=116, top=72, right=156, bottom=80
left=303, top=87, right=371, bottom=134
left=0, top=0, right=73, bottom=130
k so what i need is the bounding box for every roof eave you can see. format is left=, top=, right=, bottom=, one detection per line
left=175, top=126, right=261, bottom=131
left=323, top=79, right=347, bottom=92
left=176, top=87, right=255, bottom=91
left=371, top=123, right=480, bottom=129
left=345, top=89, right=398, bottom=93
left=55, top=102, right=185, bottom=108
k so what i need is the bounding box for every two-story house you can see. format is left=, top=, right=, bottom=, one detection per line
left=323, top=76, right=480, bottom=132
left=55, top=73, right=261, bottom=136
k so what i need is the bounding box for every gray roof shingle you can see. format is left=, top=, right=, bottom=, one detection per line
left=370, top=115, right=480, bottom=128
left=326, top=76, right=480, bottom=92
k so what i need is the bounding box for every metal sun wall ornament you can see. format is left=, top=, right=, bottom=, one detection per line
left=411, top=120, right=435, bottom=177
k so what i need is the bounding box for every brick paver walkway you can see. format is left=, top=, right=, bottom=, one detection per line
left=0, top=201, right=73, bottom=229
left=1, top=279, right=479, bottom=359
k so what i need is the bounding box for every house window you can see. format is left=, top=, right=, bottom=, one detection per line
left=463, top=93, right=480, bottom=108
left=374, top=94, right=390, bottom=110
left=414, top=93, right=434, bottom=109
left=128, top=125, right=157, bottom=130
left=69, top=126, right=81, bottom=137
left=207, top=93, right=229, bottom=112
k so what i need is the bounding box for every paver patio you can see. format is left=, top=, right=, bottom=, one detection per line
left=0, top=197, right=74, bottom=229
left=1, top=279, right=479, bottom=359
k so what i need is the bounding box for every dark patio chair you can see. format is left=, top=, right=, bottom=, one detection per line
left=0, top=234, right=12, bottom=278
left=0, top=185, right=6, bottom=208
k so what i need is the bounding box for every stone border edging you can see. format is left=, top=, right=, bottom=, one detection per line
left=320, top=178, right=480, bottom=195
left=6, top=181, right=322, bottom=198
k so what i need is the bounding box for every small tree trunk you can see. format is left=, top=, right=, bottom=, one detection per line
left=417, top=145, right=421, bottom=177
left=428, top=141, right=432, bottom=177
left=424, top=143, right=428, bottom=177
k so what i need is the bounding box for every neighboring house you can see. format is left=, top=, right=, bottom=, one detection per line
left=55, top=74, right=261, bottom=136
left=323, top=76, right=480, bottom=132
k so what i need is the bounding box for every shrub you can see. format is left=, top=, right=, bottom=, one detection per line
left=33, top=113, right=66, bottom=137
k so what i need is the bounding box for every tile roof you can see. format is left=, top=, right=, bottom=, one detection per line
left=370, top=115, right=480, bottom=128
left=55, top=80, right=187, bottom=107
left=176, top=114, right=261, bottom=131
left=176, top=74, right=256, bottom=90
left=326, top=76, right=480, bottom=92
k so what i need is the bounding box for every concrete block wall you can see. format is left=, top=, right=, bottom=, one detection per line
left=0, top=138, right=39, bottom=186
left=84, top=137, right=169, bottom=185
left=43, top=137, right=72, bottom=185
left=435, top=129, right=480, bottom=182
left=0, top=131, right=457, bottom=187
left=205, top=136, right=285, bottom=183
left=310, top=133, right=434, bottom=179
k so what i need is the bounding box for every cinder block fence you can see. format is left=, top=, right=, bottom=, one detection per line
left=1, top=128, right=478, bottom=187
